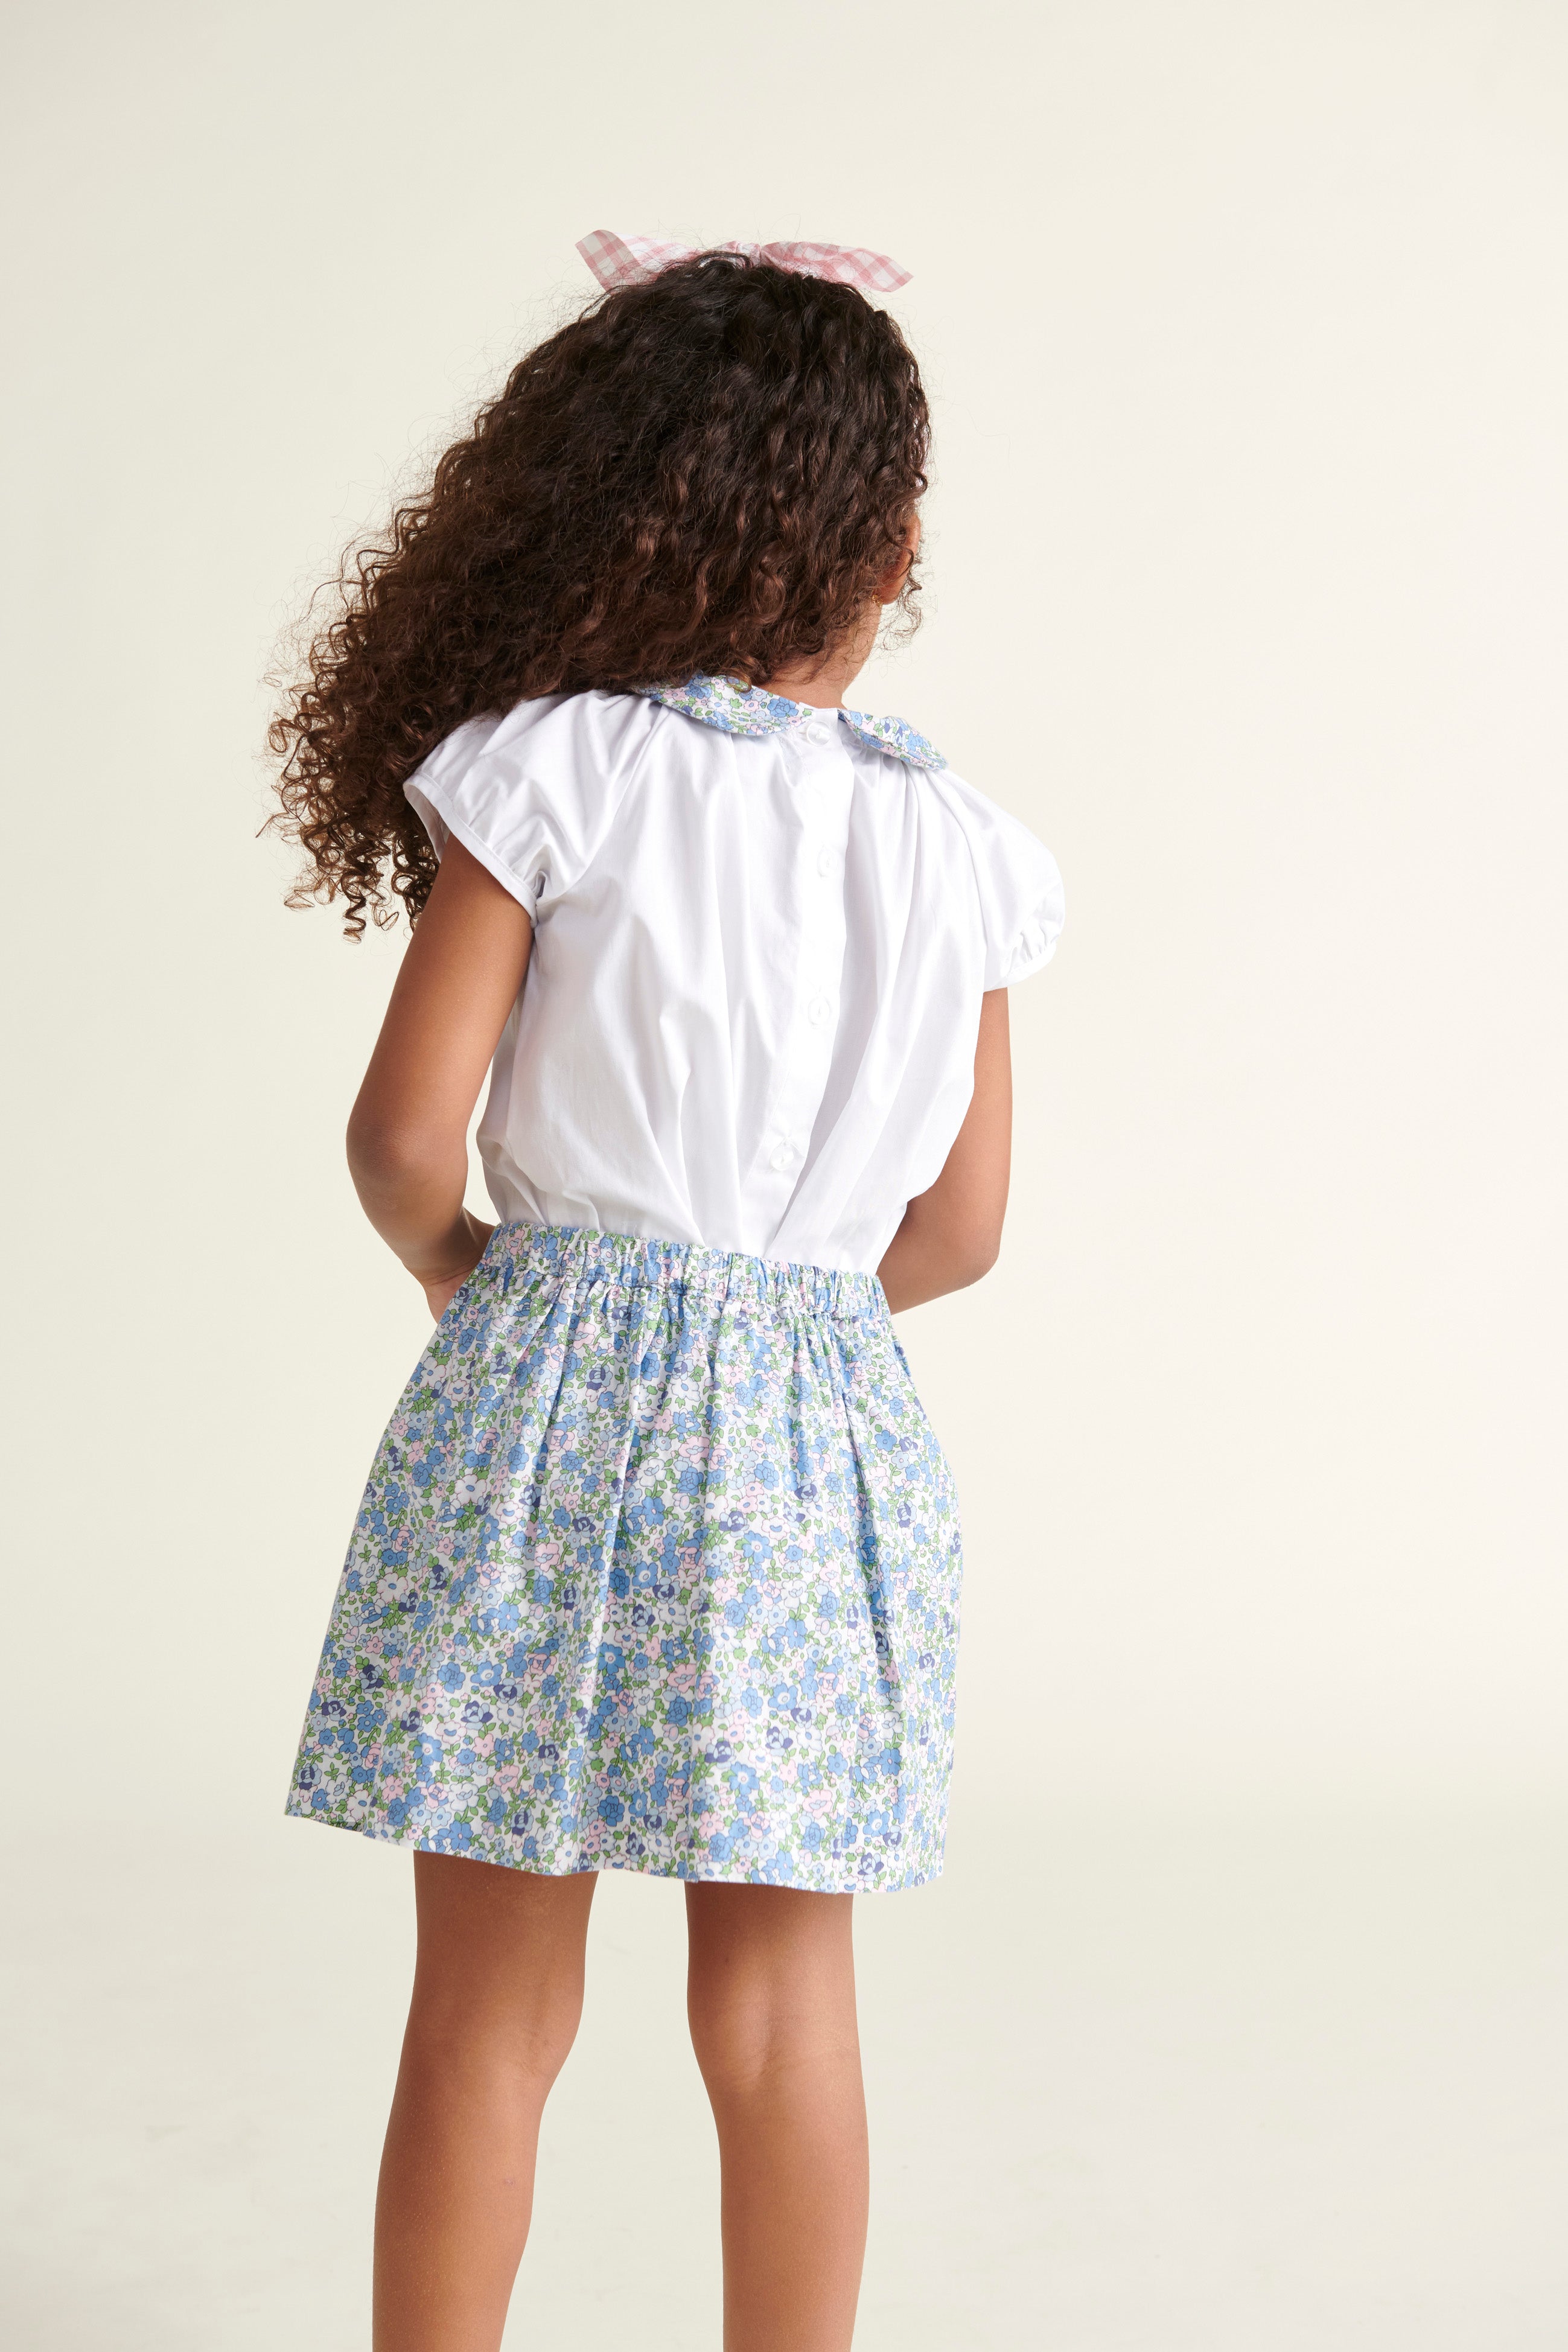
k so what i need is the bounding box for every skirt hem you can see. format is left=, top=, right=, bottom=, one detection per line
left=284, top=1796, right=945, bottom=1896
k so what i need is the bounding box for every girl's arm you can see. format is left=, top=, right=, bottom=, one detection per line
left=876, top=989, right=1013, bottom=1314
left=346, top=840, right=534, bottom=1318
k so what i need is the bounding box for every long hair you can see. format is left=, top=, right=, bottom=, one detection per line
left=269, top=254, right=930, bottom=934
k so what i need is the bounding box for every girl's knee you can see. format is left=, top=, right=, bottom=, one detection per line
left=687, top=1982, right=785, bottom=2100
left=687, top=1983, right=861, bottom=2111
left=403, top=1974, right=584, bottom=2093
left=685, top=1888, right=858, bottom=2099
left=404, top=1853, right=594, bottom=2086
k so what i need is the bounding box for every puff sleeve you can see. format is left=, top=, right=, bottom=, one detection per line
left=932, top=770, right=1065, bottom=987
left=403, top=690, right=643, bottom=919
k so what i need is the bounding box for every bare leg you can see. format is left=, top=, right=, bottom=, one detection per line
left=686, top=1884, right=868, bottom=2352
left=372, top=1852, right=597, bottom=2352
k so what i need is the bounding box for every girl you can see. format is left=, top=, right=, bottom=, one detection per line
left=275, top=235, right=1063, bottom=2352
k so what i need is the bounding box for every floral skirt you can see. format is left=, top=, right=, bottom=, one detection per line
left=287, top=1223, right=963, bottom=1893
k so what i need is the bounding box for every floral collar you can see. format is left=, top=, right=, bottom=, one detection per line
left=636, top=676, right=946, bottom=771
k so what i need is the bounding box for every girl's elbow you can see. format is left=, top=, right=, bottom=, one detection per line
left=953, top=1230, right=1002, bottom=1289
left=345, top=1109, right=453, bottom=1193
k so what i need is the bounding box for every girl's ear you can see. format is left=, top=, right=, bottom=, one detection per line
left=876, top=512, right=922, bottom=605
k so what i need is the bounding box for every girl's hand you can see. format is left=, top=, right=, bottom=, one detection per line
left=418, top=1216, right=496, bottom=1321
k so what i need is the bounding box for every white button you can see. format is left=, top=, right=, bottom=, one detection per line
left=769, top=1141, right=797, bottom=1173
left=808, top=995, right=832, bottom=1025
left=815, top=847, right=836, bottom=877
left=805, top=721, right=830, bottom=745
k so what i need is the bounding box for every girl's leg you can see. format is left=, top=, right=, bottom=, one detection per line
left=373, top=1850, right=597, bottom=2352
left=685, top=1884, right=868, bottom=2352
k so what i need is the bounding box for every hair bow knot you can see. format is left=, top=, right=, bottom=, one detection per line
left=577, top=230, right=911, bottom=295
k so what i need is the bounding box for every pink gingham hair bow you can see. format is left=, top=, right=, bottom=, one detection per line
left=577, top=230, right=911, bottom=295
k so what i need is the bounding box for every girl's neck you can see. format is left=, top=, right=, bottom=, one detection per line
left=756, top=614, right=876, bottom=710
left=754, top=657, right=861, bottom=710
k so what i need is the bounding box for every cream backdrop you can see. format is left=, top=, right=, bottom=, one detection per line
left=5, top=0, right=1566, bottom=1838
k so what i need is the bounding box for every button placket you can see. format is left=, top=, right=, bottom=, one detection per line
left=759, top=741, right=852, bottom=1188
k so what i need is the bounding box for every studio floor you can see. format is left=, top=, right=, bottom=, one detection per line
left=3, top=1800, right=1564, bottom=2349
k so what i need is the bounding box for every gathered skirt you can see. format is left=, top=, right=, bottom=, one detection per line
left=286, top=1223, right=963, bottom=1892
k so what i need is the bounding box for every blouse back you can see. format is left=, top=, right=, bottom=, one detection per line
left=404, top=681, right=1063, bottom=1275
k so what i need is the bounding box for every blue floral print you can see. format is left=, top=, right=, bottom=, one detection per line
left=638, top=677, right=946, bottom=770
left=288, top=1225, right=964, bottom=1892
left=837, top=705, right=946, bottom=770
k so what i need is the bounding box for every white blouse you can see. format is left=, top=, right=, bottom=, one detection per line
left=405, top=679, right=1063, bottom=1275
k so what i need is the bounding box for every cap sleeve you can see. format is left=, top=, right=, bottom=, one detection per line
left=404, top=690, right=641, bottom=919
left=934, top=770, right=1065, bottom=987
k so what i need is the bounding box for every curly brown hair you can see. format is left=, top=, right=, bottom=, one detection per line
left=269, top=254, right=930, bottom=934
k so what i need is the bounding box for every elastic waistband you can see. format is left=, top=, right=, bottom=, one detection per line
left=484, top=1222, right=887, bottom=1325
